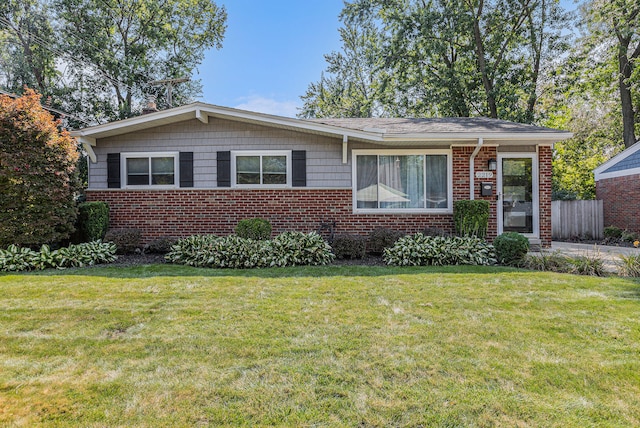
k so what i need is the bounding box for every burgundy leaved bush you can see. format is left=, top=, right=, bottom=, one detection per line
left=0, top=89, right=79, bottom=247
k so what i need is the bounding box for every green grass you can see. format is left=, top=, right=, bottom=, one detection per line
left=1, top=264, right=639, bottom=427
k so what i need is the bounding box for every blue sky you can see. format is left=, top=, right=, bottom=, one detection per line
left=197, top=0, right=580, bottom=117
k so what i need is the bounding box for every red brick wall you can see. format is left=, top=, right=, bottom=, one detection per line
left=538, top=146, right=553, bottom=247
left=86, top=189, right=455, bottom=243
left=596, top=173, right=640, bottom=233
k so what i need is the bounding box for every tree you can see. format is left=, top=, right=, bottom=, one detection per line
left=302, top=0, right=571, bottom=122
left=55, top=0, right=226, bottom=122
left=0, top=0, right=59, bottom=96
left=0, top=89, right=79, bottom=247
left=584, top=0, right=640, bottom=148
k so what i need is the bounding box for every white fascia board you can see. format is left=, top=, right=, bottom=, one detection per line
left=593, top=140, right=640, bottom=179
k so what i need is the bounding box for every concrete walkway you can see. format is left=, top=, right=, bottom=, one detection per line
left=546, top=241, right=639, bottom=273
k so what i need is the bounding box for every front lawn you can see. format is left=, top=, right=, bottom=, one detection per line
left=1, top=265, right=639, bottom=426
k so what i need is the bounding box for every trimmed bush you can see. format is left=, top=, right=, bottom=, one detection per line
left=0, top=241, right=117, bottom=272
left=603, top=226, right=623, bottom=239
left=331, top=234, right=367, bottom=259
left=493, top=232, right=530, bottom=266
left=144, top=236, right=179, bottom=254
left=104, top=228, right=142, bottom=254
left=165, top=232, right=334, bottom=268
left=235, top=218, right=272, bottom=240
left=453, top=200, right=489, bottom=237
left=76, top=201, right=109, bottom=242
left=367, top=228, right=405, bottom=255
left=383, top=233, right=496, bottom=266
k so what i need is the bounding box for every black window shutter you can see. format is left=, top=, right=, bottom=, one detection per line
left=179, top=152, right=194, bottom=187
left=107, top=153, right=121, bottom=188
left=292, top=150, right=306, bottom=187
left=217, top=151, right=231, bottom=187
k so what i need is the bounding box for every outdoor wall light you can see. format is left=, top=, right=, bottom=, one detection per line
left=488, top=158, right=497, bottom=171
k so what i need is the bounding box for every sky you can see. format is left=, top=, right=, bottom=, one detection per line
left=196, top=0, right=345, bottom=117
left=197, top=0, right=580, bottom=118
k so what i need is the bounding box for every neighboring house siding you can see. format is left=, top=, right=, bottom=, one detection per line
left=596, top=173, right=640, bottom=232
left=88, top=118, right=351, bottom=189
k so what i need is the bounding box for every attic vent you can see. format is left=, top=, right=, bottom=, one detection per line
left=363, top=127, right=386, bottom=133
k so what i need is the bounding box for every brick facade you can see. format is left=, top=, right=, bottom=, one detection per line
left=538, top=146, right=553, bottom=246
left=596, top=173, right=640, bottom=233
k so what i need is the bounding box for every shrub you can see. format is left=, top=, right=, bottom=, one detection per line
left=618, top=254, right=640, bottom=277
left=76, top=201, right=109, bottom=242
left=104, top=228, right=142, bottom=254
left=383, top=233, right=496, bottom=266
left=423, top=227, right=450, bottom=237
left=166, top=232, right=334, bottom=268
left=0, top=89, right=79, bottom=247
left=603, top=226, right=623, bottom=239
left=144, top=236, right=179, bottom=254
left=331, top=234, right=367, bottom=259
left=522, top=251, right=572, bottom=272
left=621, top=230, right=639, bottom=243
left=453, top=200, right=490, bottom=237
left=235, top=218, right=272, bottom=240
left=493, top=232, right=530, bottom=266
left=367, top=228, right=405, bottom=255
left=0, top=241, right=116, bottom=272
left=569, top=254, right=606, bottom=277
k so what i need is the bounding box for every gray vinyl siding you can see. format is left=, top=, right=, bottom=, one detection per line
left=89, top=118, right=352, bottom=189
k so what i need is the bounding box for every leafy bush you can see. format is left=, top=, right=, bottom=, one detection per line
left=0, top=89, right=80, bottom=247
left=621, top=230, right=639, bottom=243
left=618, top=254, right=640, bottom=277
left=493, top=232, right=530, bottom=266
left=104, top=228, right=142, bottom=254
left=144, top=236, right=179, bottom=254
left=453, top=200, right=490, bottom=237
left=569, top=254, right=606, bottom=277
left=0, top=241, right=116, bottom=272
left=331, top=234, right=367, bottom=259
left=76, top=201, right=109, bottom=242
left=166, top=232, right=334, bottom=268
left=603, top=226, right=623, bottom=239
left=383, top=233, right=496, bottom=266
left=235, top=218, right=272, bottom=240
left=423, top=227, right=450, bottom=237
left=367, top=228, right=405, bottom=255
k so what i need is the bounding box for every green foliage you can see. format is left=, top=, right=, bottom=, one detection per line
left=618, top=254, right=640, bottom=277
left=76, top=201, right=109, bottom=242
left=453, top=200, right=490, bottom=238
left=104, top=228, right=142, bottom=254
left=367, top=228, right=405, bottom=255
left=235, top=218, right=272, bottom=240
left=493, top=232, right=530, bottom=266
left=522, top=251, right=606, bottom=276
left=604, top=226, right=623, bottom=239
left=144, top=236, right=179, bottom=254
left=303, top=0, right=571, bottom=121
left=0, top=89, right=79, bottom=247
left=331, top=234, right=367, bottom=260
left=0, top=241, right=116, bottom=272
left=383, top=234, right=496, bottom=267
left=166, top=232, right=335, bottom=269
left=621, top=230, right=639, bottom=243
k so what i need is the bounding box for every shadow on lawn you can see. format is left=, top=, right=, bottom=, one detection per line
left=16, top=263, right=523, bottom=279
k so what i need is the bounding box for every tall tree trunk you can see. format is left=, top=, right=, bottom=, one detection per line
left=470, top=0, right=498, bottom=118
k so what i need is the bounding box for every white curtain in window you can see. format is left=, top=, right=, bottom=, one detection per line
left=425, top=155, right=447, bottom=208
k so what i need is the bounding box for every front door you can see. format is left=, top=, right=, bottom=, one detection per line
left=497, top=154, right=538, bottom=237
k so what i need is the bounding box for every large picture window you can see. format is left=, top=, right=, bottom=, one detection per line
left=354, top=151, right=450, bottom=211
left=122, top=152, right=178, bottom=187
left=232, top=151, right=290, bottom=187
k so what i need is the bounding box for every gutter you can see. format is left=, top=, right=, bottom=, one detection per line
left=469, top=138, right=484, bottom=200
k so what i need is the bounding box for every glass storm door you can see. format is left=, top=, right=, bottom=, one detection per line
left=498, top=155, right=538, bottom=236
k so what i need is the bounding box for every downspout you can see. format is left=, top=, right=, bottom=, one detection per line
left=469, top=137, right=484, bottom=200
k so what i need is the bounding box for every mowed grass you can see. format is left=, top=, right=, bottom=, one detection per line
left=1, top=265, right=639, bottom=427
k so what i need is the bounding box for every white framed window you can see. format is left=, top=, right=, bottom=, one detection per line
left=352, top=150, right=452, bottom=213
left=231, top=151, right=291, bottom=187
left=121, top=152, right=179, bottom=188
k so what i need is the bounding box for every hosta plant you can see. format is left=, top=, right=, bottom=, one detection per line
left=0, top=241, right=117, bottom=272
left=383, top=233, right=496, bottom=266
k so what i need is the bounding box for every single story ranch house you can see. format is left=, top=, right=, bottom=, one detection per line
left=71, top=103, right=572, bottom=248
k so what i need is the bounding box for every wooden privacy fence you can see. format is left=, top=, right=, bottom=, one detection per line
left=551, top=200, right=603, bottom=240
